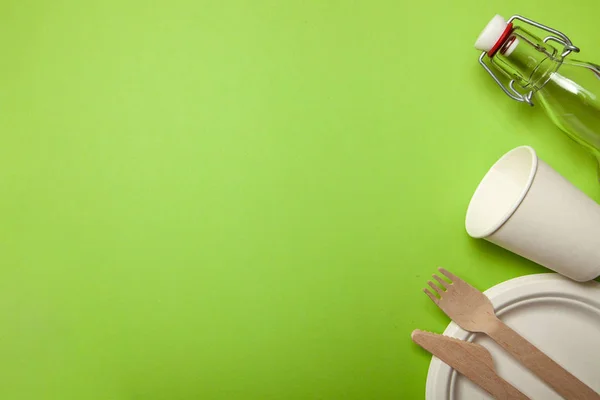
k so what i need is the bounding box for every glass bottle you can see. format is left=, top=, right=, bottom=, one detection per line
left=475, top=15, right=600, bottom=178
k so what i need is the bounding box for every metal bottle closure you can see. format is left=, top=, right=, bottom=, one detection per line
left=479, top=15, right=580, bottom=107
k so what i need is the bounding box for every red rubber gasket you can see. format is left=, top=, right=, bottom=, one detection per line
left=488, top=23, right=514, bottom=58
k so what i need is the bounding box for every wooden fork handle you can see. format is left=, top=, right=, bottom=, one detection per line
left=487, top=319, right=600, bottom=400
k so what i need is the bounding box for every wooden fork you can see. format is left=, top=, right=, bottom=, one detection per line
left=424, top=268, right=600, bottom=400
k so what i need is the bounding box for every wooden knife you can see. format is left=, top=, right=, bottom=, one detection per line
left=412, top=329, right=529, bottom=400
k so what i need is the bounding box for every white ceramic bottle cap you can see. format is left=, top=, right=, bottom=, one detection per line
left=475, top=14, right=519, bottom=56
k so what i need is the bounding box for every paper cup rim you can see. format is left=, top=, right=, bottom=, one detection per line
left=466, top=146, right=539, bottom=238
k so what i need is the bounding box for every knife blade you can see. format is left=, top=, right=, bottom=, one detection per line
left=412, top=330, right=529, bottom=400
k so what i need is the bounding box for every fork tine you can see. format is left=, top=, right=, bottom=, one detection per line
left=423, top=288, right=439, bottom=304
left=438, top=267, right=458, bottom=282
left=427, top=280, right=444, bottom=296
left=432, top=274, right=448, bottom=288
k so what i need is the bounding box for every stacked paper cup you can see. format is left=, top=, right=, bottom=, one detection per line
left=466, top=146, right=600, bottom=282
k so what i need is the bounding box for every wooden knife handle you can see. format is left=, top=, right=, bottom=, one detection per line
left=489, top=378, right=530, bottom=400
left=487, top=319, right=600, bottom=400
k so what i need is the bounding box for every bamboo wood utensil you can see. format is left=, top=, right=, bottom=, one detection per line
left=412, top=330, right=529, bottom=400
left=424, top=268, right=600, bottom=400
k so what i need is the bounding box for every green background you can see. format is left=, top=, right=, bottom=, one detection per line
left=0, top=1, right=598, bottom=399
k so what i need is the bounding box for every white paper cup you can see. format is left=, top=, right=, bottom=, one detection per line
left=466, top=146, right=600, bottom=282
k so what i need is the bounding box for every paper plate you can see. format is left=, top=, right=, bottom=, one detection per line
left=425, top=273, right=600, bottom=400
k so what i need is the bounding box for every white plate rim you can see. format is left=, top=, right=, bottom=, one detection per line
left=425, top=273, right=600, bottom=400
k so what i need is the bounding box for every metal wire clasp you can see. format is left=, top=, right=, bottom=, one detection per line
left=479, top=15, right=580, bottom=106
